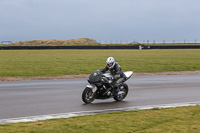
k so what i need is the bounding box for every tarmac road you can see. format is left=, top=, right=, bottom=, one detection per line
left=1, top=75, right=200, bottom=120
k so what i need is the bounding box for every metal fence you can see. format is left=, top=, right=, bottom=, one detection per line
left=97, top=39, right=199, bottom=45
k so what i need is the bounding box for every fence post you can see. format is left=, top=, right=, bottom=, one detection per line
left=133, top=39, right=136, bottom=44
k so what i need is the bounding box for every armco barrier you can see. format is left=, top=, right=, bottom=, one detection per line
left=0, top=45, right=140, bottom=50
left=0, top=45, right=200, bottom=50
left=142, top=45, right=200, bottom=49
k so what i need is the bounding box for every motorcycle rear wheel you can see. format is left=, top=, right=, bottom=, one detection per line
left=82, top=87, right=95, bottom=104
left=113, top=83, right=128, bottom=101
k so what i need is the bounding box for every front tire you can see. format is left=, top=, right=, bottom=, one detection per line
left=114, top=83, right=128, bottom=101
left=82, top=87, right=95, bottom=104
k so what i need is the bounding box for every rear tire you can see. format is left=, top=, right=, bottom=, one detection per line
left=113, top=83, right=128, bottom=101
left=82, top=87, right=95, bottom=104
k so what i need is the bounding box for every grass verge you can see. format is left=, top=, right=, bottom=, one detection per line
left=0, top=49, right=200, bottom=77
left=0, top=105, right=200, bottom=133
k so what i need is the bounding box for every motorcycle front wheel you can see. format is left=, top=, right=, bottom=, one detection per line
left=82, top=87, right=96, bottom=104
left=113, top=83, right=128, bottom=101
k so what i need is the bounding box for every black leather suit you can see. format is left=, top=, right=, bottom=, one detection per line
left=100, top=62, right=125, bottom=88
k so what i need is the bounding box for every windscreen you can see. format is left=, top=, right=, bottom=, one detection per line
left=89, top=70, right=103, bottom=83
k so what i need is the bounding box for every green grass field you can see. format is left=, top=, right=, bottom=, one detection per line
left=0, top=49, right=200, bottom=132
left=0, top=49, right=200, bottom=77
left=1, top=106, right=200, bottom=133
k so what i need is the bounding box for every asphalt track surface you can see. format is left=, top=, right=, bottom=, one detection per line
left=1, top=75, right=200, bottom=120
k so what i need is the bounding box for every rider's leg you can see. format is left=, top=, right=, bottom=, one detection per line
left=112, top=78, right=125, bottom=95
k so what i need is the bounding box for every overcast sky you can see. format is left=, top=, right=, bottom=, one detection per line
left=0, top=0, right=200, bottom=43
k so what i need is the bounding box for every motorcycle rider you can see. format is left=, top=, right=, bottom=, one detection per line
left=100, top=57, right=125, bottom=95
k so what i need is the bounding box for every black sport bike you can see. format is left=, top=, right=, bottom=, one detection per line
left=82, top=70, right=133, bottom=104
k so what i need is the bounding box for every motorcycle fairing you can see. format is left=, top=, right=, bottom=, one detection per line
left=86, top=84, right=97, bottom=93
left=124, top=71, right=133, bottom=80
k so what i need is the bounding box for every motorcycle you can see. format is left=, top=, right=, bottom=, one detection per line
left=82, top=70, right=133, bottom=104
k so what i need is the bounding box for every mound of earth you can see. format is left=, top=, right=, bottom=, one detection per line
left=11, top=38, right=99, bottom=46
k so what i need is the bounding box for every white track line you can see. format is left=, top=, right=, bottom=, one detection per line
left=1, top=101, right=200, bottom=124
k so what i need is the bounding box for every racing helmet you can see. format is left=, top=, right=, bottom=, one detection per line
left=106, top=57, right=115, bottom=69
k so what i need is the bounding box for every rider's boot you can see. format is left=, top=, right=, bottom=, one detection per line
left=115, top=87, right=120, bottom=96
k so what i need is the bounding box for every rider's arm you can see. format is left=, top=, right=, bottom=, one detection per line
left=114, top=64, right=124, bottom=80
left=100, top=66, right=108, bottom=73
